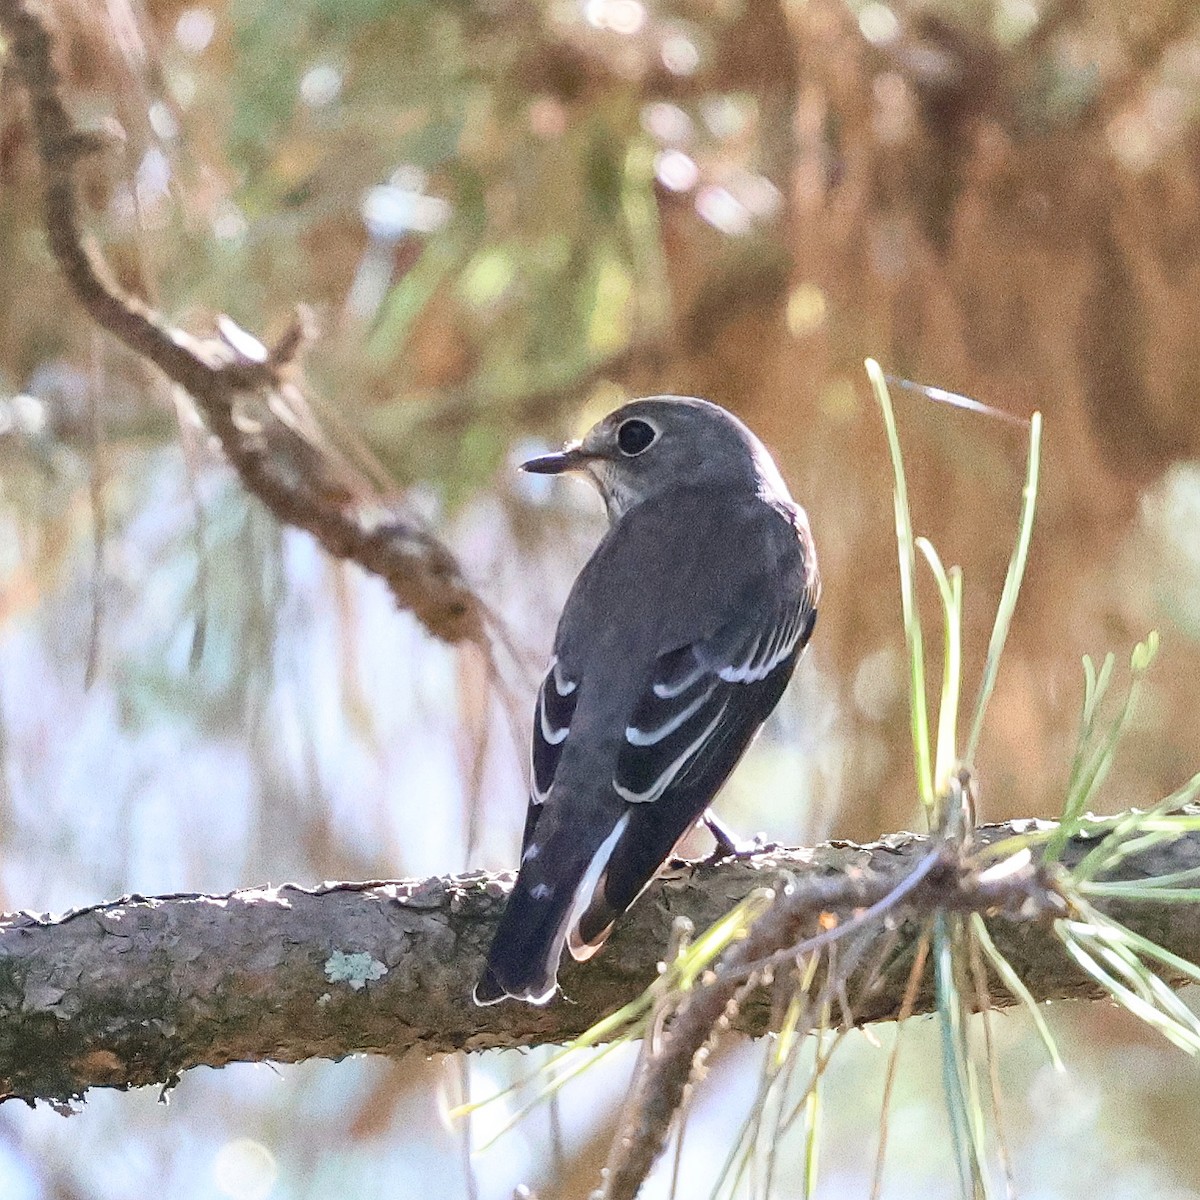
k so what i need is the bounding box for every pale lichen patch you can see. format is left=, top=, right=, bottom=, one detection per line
left=323, top=951, right=387, bottom=991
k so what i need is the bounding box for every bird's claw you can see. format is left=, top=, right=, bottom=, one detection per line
left=702, top=832, right=778, bottom=865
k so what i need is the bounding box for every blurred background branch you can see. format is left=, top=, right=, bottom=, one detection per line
left=0, top=0, right=485, bottom=645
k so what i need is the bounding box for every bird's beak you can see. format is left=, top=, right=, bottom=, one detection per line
left=520, top=442, right=591, bottom=475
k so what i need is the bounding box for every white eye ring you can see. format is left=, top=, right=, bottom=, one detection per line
left=616, top=418, right=659, bottom=456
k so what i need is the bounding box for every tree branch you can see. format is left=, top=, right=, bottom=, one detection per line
left=0, top=0, right=484, bottom=646
left=3, top=821, right=1200, bottom=1106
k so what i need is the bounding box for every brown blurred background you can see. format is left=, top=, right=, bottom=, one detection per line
left=2, top=0, right=1200, bottom=1195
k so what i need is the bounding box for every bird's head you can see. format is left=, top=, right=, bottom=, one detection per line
left=521, top=396, right=791, bottom=521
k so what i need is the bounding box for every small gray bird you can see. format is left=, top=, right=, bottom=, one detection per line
left=474, top=396, right=819, bottom=1005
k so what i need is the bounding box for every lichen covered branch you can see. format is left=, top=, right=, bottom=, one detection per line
left=3, top=823, right=1200, bottom=1107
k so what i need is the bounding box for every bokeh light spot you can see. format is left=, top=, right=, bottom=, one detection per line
left=786, top=283, right=827, bottom=337
left=641, top=101, right=693, bottom=145
left=213, top=1139, right=277, bottom=1200
left=995, top=0, right=1039, bottom=42
left=300, top=64, right=342, bottom=108
left=820, top=376, right=859, bottom=420
left=212, top=202, right=248, bottom=244
left=654, top=149, right=699, bottom=192
left=1107, top=110, right=1157, bottom=172
left=175, top=7, right=215, bottom=54
left=661, top=33, right=700, bottom=75
left=700, top=94, right=754, bottom=140
left=853, top=647, right=902, bottom=721
left=857, top=3, right=899, bottom=47
left=734, top=173, right=782, bottom=218
left=148, top=101, right=179, bottom=140
left=695, top=185, right=752, bottom=235
left=460, top=250, right=516, bottom=309
left=585, top=0, right=646, bottom=34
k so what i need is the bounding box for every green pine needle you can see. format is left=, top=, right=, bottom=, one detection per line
left=970, top=914, right=1063, bottom=1072
left=934, top=913, right=990, bottom=1200
left=965, top=411, right=1042, bottom=763
left=916, top=538, right=963, bottom=796
left=866, top=359, right=935, bottom=815
left=1045, top=632, right=1161, bottom=863
left=1071, top=769, right=1200, bottom=881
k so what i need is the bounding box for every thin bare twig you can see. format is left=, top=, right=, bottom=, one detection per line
left=83, top=332, right=108, bottom=688
left=870, top=924, right=933, bottom=1200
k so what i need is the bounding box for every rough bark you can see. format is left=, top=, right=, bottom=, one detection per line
left=3, top=820, right=1200, bottom=1106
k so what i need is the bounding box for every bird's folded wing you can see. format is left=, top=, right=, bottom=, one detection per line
left=614, top=593, right=814, bottom=803
left=570, top=580, right=817, bottom=954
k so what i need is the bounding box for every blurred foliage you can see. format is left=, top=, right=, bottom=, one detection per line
left=3, top=0, right=1200, bottom=1194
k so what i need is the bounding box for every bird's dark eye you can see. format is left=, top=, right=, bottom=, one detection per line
left=616, top=418, right=658, bottom=456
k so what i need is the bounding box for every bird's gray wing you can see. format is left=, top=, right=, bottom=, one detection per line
left=569, top=563, right=818, bottom=956
left=613, top=590, right=814, bottom=803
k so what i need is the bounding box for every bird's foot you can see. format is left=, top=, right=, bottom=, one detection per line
left=701, top=833, right=779, bottom=865
left=701, top=811, right=778, bottom=864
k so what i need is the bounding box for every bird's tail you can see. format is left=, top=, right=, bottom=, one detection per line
left=474, top=813, right=631, bottom=1005
left=473, top=879, right=576, bottom=1005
